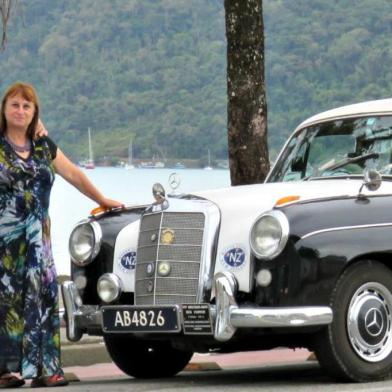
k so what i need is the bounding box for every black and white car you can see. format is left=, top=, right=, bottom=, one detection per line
left=63, top=98, right=392, bottom=382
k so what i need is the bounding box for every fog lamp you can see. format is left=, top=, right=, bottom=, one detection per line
left=97, top=273, right=122, bottom=303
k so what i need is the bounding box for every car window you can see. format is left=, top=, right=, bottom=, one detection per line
left=268, top=115, right=392, bottom=182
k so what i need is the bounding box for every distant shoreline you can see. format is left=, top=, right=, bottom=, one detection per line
left=93, top=158, right=229, bottom=170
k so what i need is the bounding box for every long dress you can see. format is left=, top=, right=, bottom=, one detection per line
left=0, top=136, right=62, bottom=379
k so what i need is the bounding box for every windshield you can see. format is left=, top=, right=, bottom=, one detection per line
left=268, top=115, right=392, bottom=182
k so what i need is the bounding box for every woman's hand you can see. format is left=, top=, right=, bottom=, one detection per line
left=34, top=119, right=48, bottom=139
left=99, top=198, right=124, bottom=209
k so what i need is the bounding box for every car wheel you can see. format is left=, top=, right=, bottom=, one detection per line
left=103, top=335, right=193, bottom=378
left=314, top=260, right=392, bottom=382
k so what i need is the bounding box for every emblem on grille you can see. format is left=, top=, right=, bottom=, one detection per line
left=146, top=263, right=155, bottom=276
left=146, top=280, right=154, bottom=292
left=158, top=261, right=171, bottom=276
left=161, top=229, right=175, bottom=245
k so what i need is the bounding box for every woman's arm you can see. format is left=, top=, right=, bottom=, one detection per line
left=53, top=148, right=124, bottom=209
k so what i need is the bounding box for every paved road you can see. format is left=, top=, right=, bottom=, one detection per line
left=49, top=349, right=392, bottom=392
left=33, top=362, right=392, bottom=392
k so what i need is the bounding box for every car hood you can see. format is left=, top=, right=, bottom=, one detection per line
left=183, top=178, right=392, bottom=292
left=190, top=179, right=392, bottom=213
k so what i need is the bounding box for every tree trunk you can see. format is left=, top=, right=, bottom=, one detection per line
left=0, top=0, right=14, bottom=51
left=225, top=0, right=269, bottom=185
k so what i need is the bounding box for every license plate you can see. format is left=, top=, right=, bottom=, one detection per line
left=182, top=304, right=213, bottom=335
left=102, top=305, right=180, bottom=333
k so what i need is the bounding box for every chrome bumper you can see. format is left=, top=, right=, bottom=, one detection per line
left=61, top=281, right=102, bottom=342
left=213, top=272, right=333, bottom=341
left=62, top=273, right=333, bottom=343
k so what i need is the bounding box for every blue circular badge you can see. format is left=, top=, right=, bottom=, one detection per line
left=222, top=247, right=246, bottom=269
left=119, top=250, right=136, bottom=272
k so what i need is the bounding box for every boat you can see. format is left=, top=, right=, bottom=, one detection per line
left=124, top=138, right=135, bottom=170
left=217, top=160, right=229, bottom=170
left=172, top=162, right=186, bottom=169
left=85, top=128, right=95, bottom=169
left=138, top=161, right=166, bottom=169
left=138, top=154, right=166, bottom=169
left=154, top=161, right=165, bottom=168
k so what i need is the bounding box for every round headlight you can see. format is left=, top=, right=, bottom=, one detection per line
left=69, top=221, right=102, bottom=266
left=250, top=210, right=289, bottom=259
left=97, top=273, right=122, bottom=303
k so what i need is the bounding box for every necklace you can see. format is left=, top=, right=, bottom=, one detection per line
left=5, top=135, right=31, bottom=153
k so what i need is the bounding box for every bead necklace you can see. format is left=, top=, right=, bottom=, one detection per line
left=5, top=135, right=31, bottom=153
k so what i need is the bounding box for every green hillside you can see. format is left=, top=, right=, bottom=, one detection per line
left=1, top=0, right=392, bottom=163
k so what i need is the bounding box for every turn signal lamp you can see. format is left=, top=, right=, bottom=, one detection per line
left=275, top=195, right=300, bottom=207
left=90, top=206, right=108, bottom=216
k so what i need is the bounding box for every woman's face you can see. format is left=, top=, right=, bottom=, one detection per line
left=4, top=93, right=35, bottom=131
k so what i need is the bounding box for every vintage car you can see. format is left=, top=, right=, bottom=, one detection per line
left=62, top=98, right=392, bottom=382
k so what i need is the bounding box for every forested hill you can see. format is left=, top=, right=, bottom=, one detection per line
left=1, top=0, right=392, bottom=163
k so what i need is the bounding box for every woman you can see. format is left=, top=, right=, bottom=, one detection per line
left=0, top=82, right=123, bottom=388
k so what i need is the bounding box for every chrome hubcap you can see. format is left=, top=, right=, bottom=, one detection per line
left=347, top=282, right=392, bottom=362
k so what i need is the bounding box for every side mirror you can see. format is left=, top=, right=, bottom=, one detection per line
left=363, top=169, right=382, bottom=191
left=357, top=169, right=382, bottom=199
left=152, top=183, right=166, bottom=203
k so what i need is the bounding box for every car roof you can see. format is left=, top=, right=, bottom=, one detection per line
left=297, top=98, right=392, bottom=130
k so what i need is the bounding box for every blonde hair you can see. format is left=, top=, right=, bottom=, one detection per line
left=0, top=82, right=40, bottom=138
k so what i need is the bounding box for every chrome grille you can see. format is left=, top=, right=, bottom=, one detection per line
left=158, top=245, right=201, bottom=261
left=135, top=211, right=205, bottom=305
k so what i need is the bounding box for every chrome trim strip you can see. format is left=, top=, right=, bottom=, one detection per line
left=197, top=202, right=220, bottom=302
left=137, top=277, right=199, bottom=282
left=138, top=259, right=201, bottom=264
left=140, top=227, right=204, bottom=232
left=154, top=212, right=164, bottom=304
left=301, top=222, right=392, bottom=240
left=136, top=293, right=196, bottom=298
left=213, top=272, right=333, bottom=342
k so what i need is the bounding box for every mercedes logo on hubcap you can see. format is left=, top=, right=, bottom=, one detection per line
left=364, top=308, right=384, bottom=337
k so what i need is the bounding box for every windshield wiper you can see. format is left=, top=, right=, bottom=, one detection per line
left=321, top=152, right=379, bottom=172
left=303, top=152, right=379, bottom=181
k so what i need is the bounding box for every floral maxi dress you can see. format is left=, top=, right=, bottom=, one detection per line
left=0, top=136, right=62, bottom=379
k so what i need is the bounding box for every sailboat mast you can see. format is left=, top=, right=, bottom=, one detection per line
left=128, top=139, right=133, bottom=165
left=88, top=127, right=94, bottom=162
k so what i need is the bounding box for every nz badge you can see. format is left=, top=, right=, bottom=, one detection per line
left=220, top=244, right=246, bottom=270
left=118, top=249, right=137, bottom=273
